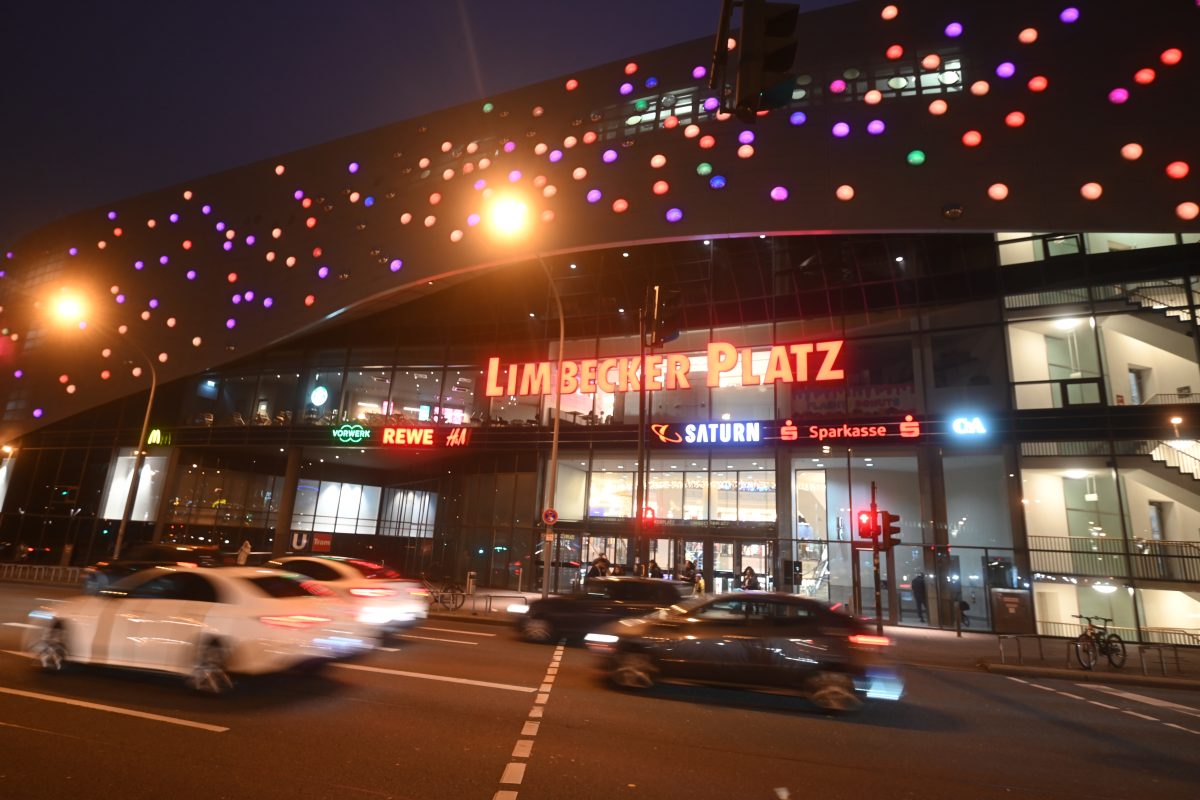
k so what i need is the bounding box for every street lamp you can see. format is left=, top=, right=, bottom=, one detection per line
left=485, top=195, right=564, bottom=599
left=52, top=291, right=157, bottom=559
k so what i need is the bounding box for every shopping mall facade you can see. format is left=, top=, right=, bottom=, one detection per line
left=1, top=1, right=1198, bottom=640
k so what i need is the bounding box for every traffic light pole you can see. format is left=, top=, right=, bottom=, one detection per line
left=871, top=481, right=883, bottom=636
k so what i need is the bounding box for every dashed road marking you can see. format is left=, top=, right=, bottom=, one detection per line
left=418, top=626, right=496, bottom=637
left=1008, top=677, right=1200, bottom=737
left=0, top=686, right=227, bottom=733
left=493, top=642, right=564, bottom=800
left=1079, top=684, right=1200, bottom=718
left=512, top=739, right=533, bottom=758
left=1087, top=700, right=1118, bottom=710
left=499, top=763, right=526, bottom=784
left=521, top=721, right=539, bottom=736
left=1121, top=709, right=1159, bottom=721
left=398, top=634, right=477, bottom=645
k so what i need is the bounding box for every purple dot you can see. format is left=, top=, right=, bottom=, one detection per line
left=232, top=294, right=242, bottom=304
left=293, top=190, right=304, bottom=200
left=263, top=297, right=274, bottom=308
left=159, top=255, right=169, bottom=265
left=867, top=119, right=886, bottom=135
left=665, top=208, right=683, bottom=223
left=68, top=247, right=78, bottom=256
left=244, top=290, right=255, bottom=301
left=503, top=141, right=516, bottom=153
left=830, top=79, right=847, bottom=93
left=389, top=259, right=403, bottom=272
left=32, top=408, right=42, bottom=419
left=13, top=369, right=23, bottom=378
left=1060, top=7, right=1080, bottom=23
left=473, top=179, right=486, bottom=191
left=789, top=111, right=807, bottom=126
left=619, top=82, right=633, bottom=95
left=186, top=270, right=197, bottom=280
left=692, top=66, right=707, bottom=79
left=508, top=170, right=522, bottom=182
left=467, top=213, right=480, bottom=227
left=586, top=189, right=602, bottom=203
left=4, top=252, right=11, bottom=259
left=201, top=204, right=211, bottom=215
left=107, top=211, right=117, bottom=221
left=226, top=319, right=236, bottom=330
left=245, top=235, right=256, bottom=246
left=348, top=162, right=359, bottom=174
left=115, top=294, right=125, bottom=304
left=216, top=221, right=226, bottom=232
left=148, top=298, right=159, bottom=309
left=832, top=122, right=851, bottom=138
left=770, top=186, right=789, bottom=201
left=996, top=62, right=1016, bottom=79
left=1109, top=87, right=1130, bottom=104
left=602, top=149, right=618, bottom=164
left=945, top=22, right=963, bottom=37
left=134, top=260, right=144, bottom=270
left=738, top=130, right=755, bottom=144
left=548, top=150, right=563, bottom=163
left=222, top=241, right=233, bottom=252
left=317, top=266, right=329, bottom=279
left=703, top=97, right=720, bottom=112
left=169, top=213, right=179, bottom=223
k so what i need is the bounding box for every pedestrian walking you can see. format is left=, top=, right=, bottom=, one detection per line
left=911, top=572, right=928, bottom=622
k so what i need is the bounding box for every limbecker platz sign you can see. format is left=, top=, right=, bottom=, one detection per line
left=485, top=340, right=845, bottom=398
left=650, top=416, right=923, bottom=446
left=330, top=423, right=471, bottom=448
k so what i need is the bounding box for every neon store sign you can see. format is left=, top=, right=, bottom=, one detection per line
left=651, top=416, right=922, bottom=445
left=330, top=424, right=471, bottom=448
left=485, top=340, right=845, bottom=397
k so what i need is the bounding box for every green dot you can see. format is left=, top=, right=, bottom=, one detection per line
left=635, top=99, right=649, bottom=112
left=696, top=162, right=713, bottom=176
left=482, top=102, right=494, bottom=113
left=906, top=150, right=926, bottom=166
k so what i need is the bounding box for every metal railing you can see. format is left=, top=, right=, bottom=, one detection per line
left=1028, top=535, right=1200, bottom=582
left=0, top=564, right=83, bottom=585
left=1117, top=439, right=1200, bottom=481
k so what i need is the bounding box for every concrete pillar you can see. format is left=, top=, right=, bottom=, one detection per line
left=151, top=447, right=182, bottom=543
left=271, top=447, right=303, bottom=556
left=917, top=445, right=949, bottom=627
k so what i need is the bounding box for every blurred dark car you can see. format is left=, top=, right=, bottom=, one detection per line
left=82, top=543, right=222, bottom=594
left=584, top=592, right=903, bottom=712
left=509, top=576, right=687, bottom=643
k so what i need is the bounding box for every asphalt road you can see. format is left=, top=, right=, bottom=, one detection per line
left=0, top=583, right=1196, bottom=800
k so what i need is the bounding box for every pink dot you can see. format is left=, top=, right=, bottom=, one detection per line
left=1176, top=202, right=1199, bottom=221
left=1166, top=161, right=1190, bottom=180
left=1108, top=88, right=1130, bottom=104
left=1080, top=182, right=1103, bottom=200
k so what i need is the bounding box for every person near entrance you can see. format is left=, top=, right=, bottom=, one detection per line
left=911, top=572, right=928, bottom=622
left=741, top=566, right=761, bottom=591
left=679, top=560, right=696, bottom=586
left=587, top=554, right=610, bottom=578
left=647, top=559, right=663, bottom=578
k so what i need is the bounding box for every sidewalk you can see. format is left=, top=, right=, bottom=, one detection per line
left=433, top=589, right=1200, bottom=691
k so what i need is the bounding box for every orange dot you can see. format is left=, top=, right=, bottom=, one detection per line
left=182, top=240, right=193, bottom=250
left=565, top=78, right=579, bottom=91
left=881, top=5, right=898, bottom=20
left=921, top=54, right=941, bottom=70
left=1027, top=76, right=1048, bottom=92
left=864, top=90, right=882, bottom=105
left=1161, top=48, right=1183, bottom=66
left=971, top=81, right=990, bottom=96
left=1166, top=161, right=1190, bottom=179
left=652, top=181, right=670, bottom=195
left=886, top=44, right=904, bottom=60
left=698, top=135, right=715, bottom=149
left=1005, top=111, right=1026, bottom=127
left=274, top=164, right=285, bottom=176
left=836, top=185, right=855, bottom=201
left=1018, top=28, right=1038, bottom=44
left=1177, top=202, right=1199, bottom=221
left=988, top=183, right=1010, bottom=201
left=962, top=130, right=983, bottom=147
left=227, top=272, right=238, bottom=283
left=306, top=217, right=317, bottom=228
left=737, top=144, right=755, bottom=159
left=1134, top=68, right=1156, bottom=85
left=928, top=99, right=948, bottom=116
left=1080, top=182, right=1103, bottom=200
left=304, top=294, right=316, bottom=306
left=113, top=227, right=123, bottom=237
left=1121, top=143, right=1144, bottom=160
left=624, top=62, right=638, bottom=75
left=663, top=116, right=679, bottom=129
left=612, top=199, right=629, bottom=213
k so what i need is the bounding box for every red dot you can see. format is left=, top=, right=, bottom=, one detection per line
left=886, top=44, right=904, bottom=60
left=1005, top=111, right=1026, bottom=128
left=304, top=294, right=316, bottom=306
left=624, top=62, right=638, bottom=75
left=312, top=247, right=323, bottom=258
left=306, top=217, right=317, bottom=229
left=565, top=78, right=579, bottom=91
left=1134, top=68, right=1156, bottom=85
left=1027, top=75, right=1048, bottom=92
left=1166, top=161, right=1190, bottom=180
left=227, top=272, right=238, bottom=283
left=1161, top=48, right=1183, bottom=66
left=612, top=199, right=629, bottom=213
left=962, top=130, right=983, bottom=147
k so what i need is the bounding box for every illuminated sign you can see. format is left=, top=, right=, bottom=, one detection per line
left=485, top=340, right=845, bottom=398
left=652, top=421, right=762, bottom=445
left=381, top=426, right=472, bottom=448
left=310, top=386, right=329, bottom=406
left=951, top=416, right=988, bottom=435
left=788, top=415, right=921, bottom=442
left=331, top=424, right=371, bottom=445
left=146, top=428, right=171, bottom=445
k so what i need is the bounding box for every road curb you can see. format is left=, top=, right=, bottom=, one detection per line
left=428, top=611, right=514, bottom=628
left=981, top=661, right=1200, bottom=690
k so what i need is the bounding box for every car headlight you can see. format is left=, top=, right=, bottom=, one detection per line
left=583, top=633, right=619, bottom=644
left=507, top=604, right=530, bottom=614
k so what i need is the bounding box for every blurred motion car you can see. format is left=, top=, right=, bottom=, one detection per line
left=266, top=555, right=428, bottom=637
left=584, top=592, right=903, bottom=712
left=509, top=576, right=687, bottom=643
left=26, top=566, right=375, bottom=693
left=81, top=543, right=222, bottom=594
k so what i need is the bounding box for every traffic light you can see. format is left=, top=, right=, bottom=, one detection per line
left=880, top=510, right=901, bottom=548
left=643, top=285, right=683, bottom=347
left=734, top=0, right=800, bottom=121
left=641, top=506, right=656, bottom=528
left=856, top=509, right=878, bottom=538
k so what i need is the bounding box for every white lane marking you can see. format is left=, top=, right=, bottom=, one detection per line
left=2, top=622, right=37, bottom=629
left=0, top=686, right=228, bottom=733
left=1058, top=693, right=1086, bottom=700
left=334, top=663, right=535, bottom=693
left=1029, top=683, right=1056, bottom=692
left=546, top=666, right=558, bottom=675
left=529, top=706, right=543, bottom=718
left=1079, top=685, right=1200, bottom=719
left=539, top=683, right=553, bottom=692
left=378, top=647, right=400, bottom=653
left=521, top=721, right=540, bottom=736
left=493, top=792, right=519, bottom=800
left=1122, top=709, right=1159, bottom=721
left=512, top=739, right=533, bottom=758
left=398, top=634, right=477, bottom=645
left=543, top=675, right=556, bottom=684
left=500, top=763, right=526, bottom=785
left=535, top=692, right=550, bottom=704
left=1088, top=700, right=1118, bottom=710
left=1005, top=677, right=1028, bottom=684
left=418, top=626, right=496, bottom=637
left=1164, top=723, right=1200, bottom=734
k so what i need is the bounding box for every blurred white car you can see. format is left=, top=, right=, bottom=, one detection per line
left=267, top=556, right=428, bottom=636
left=25, top=566, right=375, bottom=693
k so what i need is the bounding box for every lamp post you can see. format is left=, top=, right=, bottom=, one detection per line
left=112, top=337, right=158, bottom=559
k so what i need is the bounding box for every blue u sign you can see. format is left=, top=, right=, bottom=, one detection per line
left=951, top=416, right=988, bottom=435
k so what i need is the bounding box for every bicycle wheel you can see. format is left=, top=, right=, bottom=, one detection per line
left=1075, top=635, right=1098, bottom=670
left=1105, top=634, right=1127, bottom=669
left=444, top=586, right=466, bottom=610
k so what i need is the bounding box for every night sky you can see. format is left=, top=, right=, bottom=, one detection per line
left=1, top=1, right=849, bottom=249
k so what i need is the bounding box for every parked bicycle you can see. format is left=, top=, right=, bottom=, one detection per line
left=1072, top=614, right=1126, bottom=670
left=421, top=574, right=466, bottom=611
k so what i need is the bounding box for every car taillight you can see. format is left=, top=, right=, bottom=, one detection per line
left=349, top=588, right=396, bottom=598
left=409, top=588, right=430, bottom=598
left=848, top=634, right=891, bottom=647
left=259, top=615, right=332, bottom=629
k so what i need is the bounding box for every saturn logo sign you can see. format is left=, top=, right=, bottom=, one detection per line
left=651, top=424, right=683, bottom=444
left=951, top=416, right=988, bottom=435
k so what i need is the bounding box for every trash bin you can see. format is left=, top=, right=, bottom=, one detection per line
left=466, top=571, right=477, bottom=595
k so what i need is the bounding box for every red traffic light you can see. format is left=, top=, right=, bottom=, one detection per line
left=641, top=506, right=656, bottom=527
left=856, top=509, right=878, bottom=538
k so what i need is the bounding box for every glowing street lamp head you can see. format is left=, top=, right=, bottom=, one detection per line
left=53, top=294, right=87, bottom=326
left=487, top=195, right=530, bottom=238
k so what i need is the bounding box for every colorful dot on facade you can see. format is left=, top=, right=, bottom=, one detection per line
left=1109, top=88, right=1130, bottom=104
left=1177, top=202, right=1199, bottom=221
left=988, top=183, right=1010, bottom=201
left=1080, top=182, right=1104, bottom=200
left=836, top=185, right=855, bottom=201
left=1134, top=68, right=1156, bottom=85
left=944, top=22, right=963, bottom=37
left=907, top=150, right=926, bottom=166
left=1006, top=111, right=1027, bottom=127
left=1161, top=49, right=1183, bottom=66
left=962, top=130, right=983, bottom=147
left=612, top=199, right=629, bottom=213
left=1166, top=161, right=1190, bottom=179
left=665, top=208, right=683, bottom=223
left=1121, top=143, right=1144, bottom=160
left=770, top=186, right=789, bottom=201
left=1028, top=76, right=1049, bottom=92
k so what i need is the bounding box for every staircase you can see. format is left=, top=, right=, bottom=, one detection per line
left=1113, top=280, right=1194, bottom=322
left=1145, top=439, right=1200, bottom=480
